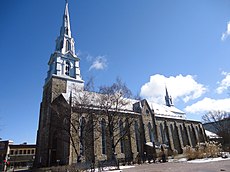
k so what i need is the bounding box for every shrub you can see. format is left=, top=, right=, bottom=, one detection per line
left=182, top=141, right=221, bottom=160
left=182, top=145, right=196, bottom=160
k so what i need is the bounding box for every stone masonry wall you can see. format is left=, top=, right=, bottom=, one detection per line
left=35, top=77, right=67, bottom=167
left=155, top=117, right=207, bottom=155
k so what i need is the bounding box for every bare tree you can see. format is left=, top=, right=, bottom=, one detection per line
left=50, top=78, right=137, bottom=167
left=202, top=111, right=230, bottom=146
left=50, top=79, right=100, bottom=165
left=84, top=76, right=95, bottom=92
left=98, top=78, right=135, bottom=164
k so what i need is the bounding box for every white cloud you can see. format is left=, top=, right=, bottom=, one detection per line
left=216, top=71, right=230, bottom=94
left=86, top=54, right=93, bottom=62
left=185, top=97, right=230, bottom=114
left=77, top=51, right=93, bottom=62
left=140, top=74, right=207, bottom=104
left=221, top=21, right=230, bottom=41
left=89, top=56, right=107, bottom=71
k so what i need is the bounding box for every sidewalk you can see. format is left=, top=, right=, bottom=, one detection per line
left=122, top=158, right=230, bottom=172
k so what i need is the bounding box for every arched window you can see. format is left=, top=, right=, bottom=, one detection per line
left=160, top=123, right=167, bottom=144
left=65, top=61, right=70, bottom=76
left=189, top=125, right=196, bottom=147
left=160, top=123, right=164, bottom=143
left=101, top=119, right=106, bottom=154
left=119, top=120, right=125, bottom=153
left=134, top=121, right=140, bottom=152
left=170, top=124, right=173, bottom=134
left=148, top=122, right=154, bottom=142
left=79, top=117, right=86, bottom=156
left=63, top=118, right=68, bottom=126
left=66, top=40, right=71, bottom=52
left=180, top=125, right=183, bottom=134
left=180, top=125, right=185, bottom=146
left=65, top=28, right=69, bottom=35
left=198, top=125, right=205, bottom=142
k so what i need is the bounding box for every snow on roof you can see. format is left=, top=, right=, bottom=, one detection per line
left=62, top=91, right=138, bottom=113
left=167, top=106, right=185, bottom=114
left=148, top=101, right=186, bottom=119
left=62, top=89, right=185, bottom=119
left=205, top=130, right=222, bottom=139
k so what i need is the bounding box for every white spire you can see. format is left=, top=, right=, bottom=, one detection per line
left=60, top=1, right=72, bottom=38
left=55, top=0, right=76, bottom=54
left=45, top=1, right=84, bottom=87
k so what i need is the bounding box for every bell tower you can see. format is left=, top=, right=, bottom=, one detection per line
left=35, top=1, right=83, bottom=167
left=45, top=0, right=84, bottom=88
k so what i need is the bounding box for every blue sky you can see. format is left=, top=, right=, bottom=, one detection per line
left=1, top=0, right=230, bottom=144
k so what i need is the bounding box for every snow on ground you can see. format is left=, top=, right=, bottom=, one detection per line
left=88, top=157, right=230, bottom=171
left=87, top=165, right=135, bottom=172
left=187, top=157, right=230, bottom=163
left=119, top=166, right=135, bottom=170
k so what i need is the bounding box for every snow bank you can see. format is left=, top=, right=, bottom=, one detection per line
left=87, top=165, right=135, bottom=172
left=188, top=157, right=230, bottom=163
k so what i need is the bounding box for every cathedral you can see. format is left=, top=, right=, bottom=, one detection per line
left=35, top=1, right=207, bottom=167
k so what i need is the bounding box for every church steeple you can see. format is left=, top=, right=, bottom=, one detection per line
left=45, top=0, right=84, bottom=86
left=60, top=0, right=72, bottom=38
left=165, top=87, right=173, bottom=107
left=55, top=0, right=75, bottom=55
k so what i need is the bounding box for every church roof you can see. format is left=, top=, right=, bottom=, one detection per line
left=62, top=90, right=186, bottom=119
left=62, top=91, right=139, bottom=115
left=205, top=130, right=222, bottom=139
left=148, top=101, right=186, bottom=119
left=166, top=105, right=185, bottom=115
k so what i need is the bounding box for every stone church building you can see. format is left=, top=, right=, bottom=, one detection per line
left=35, top=1, right=207, bottom=167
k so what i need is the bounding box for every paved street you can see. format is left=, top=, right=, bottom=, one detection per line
left=122, top=159, right=230, bottom=172
left=9, top=159, right=230, bottom=172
